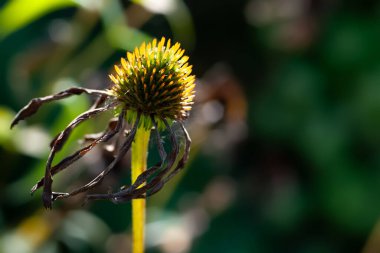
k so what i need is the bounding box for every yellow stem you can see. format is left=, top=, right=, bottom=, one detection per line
left=131, top=126, right=151, bottom=253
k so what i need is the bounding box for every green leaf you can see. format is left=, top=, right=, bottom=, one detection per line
left=0, top=0, right=78, bottom=38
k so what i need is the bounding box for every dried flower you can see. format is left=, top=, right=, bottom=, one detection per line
left=11, top=37, right=195, bottom=209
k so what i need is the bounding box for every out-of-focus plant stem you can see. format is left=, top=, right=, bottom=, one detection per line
left=131, top=126, right=150, bottom=253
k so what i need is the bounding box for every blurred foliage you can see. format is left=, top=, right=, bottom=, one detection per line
left=0, top=0, right=77, bottom=38
left=1, top=0, right=380, bottom=253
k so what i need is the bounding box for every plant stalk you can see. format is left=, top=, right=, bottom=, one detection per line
left=131, top=126, right=151, bottom=253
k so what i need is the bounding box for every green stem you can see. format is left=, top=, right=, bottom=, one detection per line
left=131, top=126, right=151, bottom=253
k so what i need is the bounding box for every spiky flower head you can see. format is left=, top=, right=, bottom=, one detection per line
left=109, top=37, right=196, bottom=129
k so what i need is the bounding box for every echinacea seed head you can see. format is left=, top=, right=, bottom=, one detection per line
left=109, top=37, right=196, bottom=129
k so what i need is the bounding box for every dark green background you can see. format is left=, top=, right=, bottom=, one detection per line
left=1, top=0, right=380, bottom=252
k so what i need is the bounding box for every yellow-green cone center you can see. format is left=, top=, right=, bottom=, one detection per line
left=109, top=37, right=195, bottom=130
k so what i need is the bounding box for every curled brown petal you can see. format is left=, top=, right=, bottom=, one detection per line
left=31, top=108, right=125, bottom=194
left=53, top=112, right=141, bottom=202
left=11, top=87, right=112, bottom=129
left=42, top=104, right=114, bottom=209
